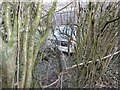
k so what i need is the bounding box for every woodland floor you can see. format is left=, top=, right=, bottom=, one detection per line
left=34, top=46, right=119, bottom=88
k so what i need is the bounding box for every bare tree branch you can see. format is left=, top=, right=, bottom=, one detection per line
left=66, top=50, right=120, bottom=70
left=41, top=2, right=73, bottom=19
left=39, top=50, right=120, bottom=88
left=101, top=17, right=120, bottom=33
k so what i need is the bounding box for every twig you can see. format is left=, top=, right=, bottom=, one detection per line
left=60, top=72, right=63, bottom=88
left=55, top=2, right=73, bottom=13
left=40, top=51, right=120, bottom=88
left=41, top=2, right=73, bottom=19
left=41, top=72, right=62, bottom=88
left=66, top=50, right=120, bottom=70
left=41, top=71, right=72, bottom=88
left=97, top=17, right=120, bottom=37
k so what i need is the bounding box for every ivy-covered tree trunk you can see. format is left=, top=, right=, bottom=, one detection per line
left=2, top=0, right=57, bottom=88
left=2, top=2, right=17, bottom=88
